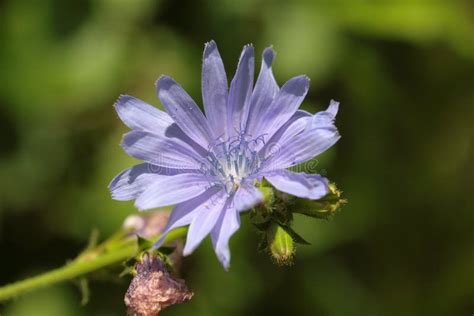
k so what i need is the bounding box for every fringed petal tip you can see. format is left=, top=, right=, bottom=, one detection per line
left=287, top=75, right=310, bottom=96
left=244, top=43, right=254, bottom=49
left=113, top=94, right=128, bottom=109
left=327, top=99, right=340, bottom=117
left=155, top=75, right=173, bottom=89
left=205, top=39, right=217, bottom=47
left=238, top=44, right=255, bottom=63
left=204, top=40, right=218, bottom=58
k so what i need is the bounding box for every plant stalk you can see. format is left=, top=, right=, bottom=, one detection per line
left=0, top=227, right=187, bottom=302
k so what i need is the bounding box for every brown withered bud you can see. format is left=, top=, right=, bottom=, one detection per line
left=123, top=211, right=170, bottom=239
left=125, top=253, right=193, bottom=316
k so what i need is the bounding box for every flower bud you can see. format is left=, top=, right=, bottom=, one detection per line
left=289, top=183, right=346, bottom=220
left=267, top=223, right=295, bottom=266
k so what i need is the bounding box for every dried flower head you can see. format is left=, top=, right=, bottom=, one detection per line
left=125, top=254, right=193, bottom=316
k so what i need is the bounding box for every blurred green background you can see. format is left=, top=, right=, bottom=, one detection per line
left=1, top=0, right=473, bottom=315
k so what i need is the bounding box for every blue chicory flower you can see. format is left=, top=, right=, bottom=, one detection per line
left=110, top=41, right=340, bottom=269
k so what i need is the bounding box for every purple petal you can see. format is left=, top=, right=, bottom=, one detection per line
left=258, top=75, right=310, bottom=141
left=202, top=40, right=229, bottom=139
left=153, top=186, right=223, bottom=248
left=109, top=164, right=158, bottom=201
left=183, top=190, right=228, bottom=255
left=233, top=184, right=263, bottom=212
left=259, top=110, right=311, bottom=160
left=264, top=169, right=329, bottom=199
left=156, top=76, right=213, bottom=148
left=272, top=127, right=339, bottom=169
left=114, top=95, right=173, bottom=132
left=227, top=44, right=255, bottom=136
left=109, top=163, right=197, bottom=201
left=245, top=47, right=279, bottom=138
left=211, top=204, right=240, bottom=270
left=115, top=94, right=207, bottom=157
left=305, top=99, right=339, bottom=132
left=262, top=101, right=340, bottom=170
left=134, top=173, right=215, bottom=210
left=121, top=130, right=205, bottom=170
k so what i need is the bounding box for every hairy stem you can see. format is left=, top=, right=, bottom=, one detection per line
left=0, top=227, right=187, bottom=302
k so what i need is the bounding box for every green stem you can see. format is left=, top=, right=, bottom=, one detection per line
left=0, top=227, right=187, bottom=302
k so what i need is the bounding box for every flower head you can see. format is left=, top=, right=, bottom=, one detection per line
left=110, top=41, right=340, bottom=269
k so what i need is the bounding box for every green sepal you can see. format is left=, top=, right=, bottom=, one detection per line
left=291, top=202, right=336, bottom=220
left=119, top=265, right=136, bottom=278
left=120, top=255, right=139, bottom=277
left=253, top=221, right=271, bottom=232
left=120, top=247, right=171, bottom=277
left=257, top=237, right=268, bottom=252
left=158, top=246, right=176, bottom=256
left=280, top=225, right=311, bottom=245
left=136, top=236, right=154, bottom=250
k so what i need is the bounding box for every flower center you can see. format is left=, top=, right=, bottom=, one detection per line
left=201, top=132, right=265, bottom=193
